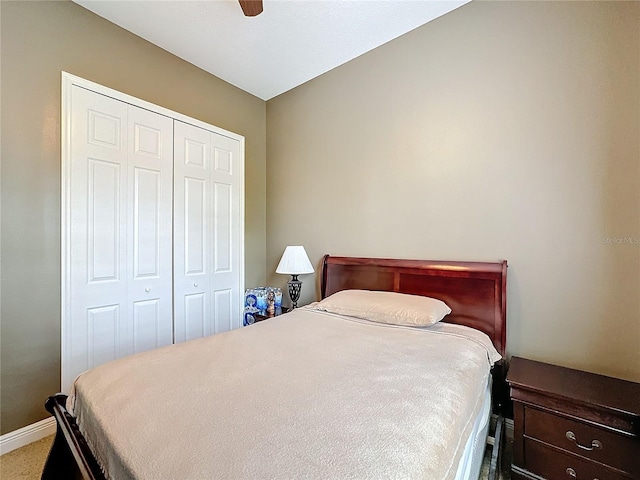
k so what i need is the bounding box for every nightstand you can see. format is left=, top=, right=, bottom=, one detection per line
left=253, top=306, right=291, bottom=323
left=507, top=357, right=640, bottom=480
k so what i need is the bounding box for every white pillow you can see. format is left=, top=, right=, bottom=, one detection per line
left=315, top=290, right=451, bottom=326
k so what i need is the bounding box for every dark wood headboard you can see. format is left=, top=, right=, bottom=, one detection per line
left=321, top=255, right=507, bottom=356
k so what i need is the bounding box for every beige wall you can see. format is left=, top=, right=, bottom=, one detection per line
left=267, top=1, right=640, bottom=382
left=1, top=0, right=638, bottom=437
left=0, top=0, right=266, bottom=434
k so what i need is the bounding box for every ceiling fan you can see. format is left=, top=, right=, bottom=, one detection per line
left=238, top=0, right=263, bottom=16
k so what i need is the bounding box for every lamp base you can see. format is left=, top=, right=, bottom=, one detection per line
left=287, top=275, right=303, bottom=308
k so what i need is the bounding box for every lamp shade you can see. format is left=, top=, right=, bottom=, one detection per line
left=276, top=246, right=314, bottom=275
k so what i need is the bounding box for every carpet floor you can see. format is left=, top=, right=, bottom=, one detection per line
left=0, top=436, right=53, bottom=479
left=1, top=434, right=512, bottom=479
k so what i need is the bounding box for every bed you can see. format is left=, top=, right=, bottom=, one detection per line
left=43, top=255, right=507, bottom=480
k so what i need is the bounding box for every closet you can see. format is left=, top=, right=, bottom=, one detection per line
left=62, top=74, right=244, bottom=393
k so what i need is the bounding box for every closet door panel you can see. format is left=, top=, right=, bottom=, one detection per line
left=87, top=159, right=121, bottom=282
left=213, top=182, right=232, bottom=272
left=133, top=299, right=162, bottom=352
left=87, top=305, right=120, bottom=368
left=68, top=86, right=129, bottom=381
left=213, top=289, right=233, bottom=333
left=184, top=293, right=207, bottom=340
left=66, top=89, right=175, bottom=390
left=173, top=121, right=212, bottom=343
left=184, top=177, right=207, bottom=274
left=211, top=133, right=242, bottom=332
left=127, top=106, right=174, bottom=353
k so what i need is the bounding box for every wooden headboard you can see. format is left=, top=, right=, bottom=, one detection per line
left=321, top=255, right=507, bottom=356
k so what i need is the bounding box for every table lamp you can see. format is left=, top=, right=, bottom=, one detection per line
left=276, top=246, right=314, bottom=308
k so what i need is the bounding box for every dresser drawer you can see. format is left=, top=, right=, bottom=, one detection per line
left=525, top=407, right=639, bottom=474
left=525, top=438, right=629, bottom=480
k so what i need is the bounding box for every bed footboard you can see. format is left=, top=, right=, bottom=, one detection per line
left=42, top=395, right=105, bottom=480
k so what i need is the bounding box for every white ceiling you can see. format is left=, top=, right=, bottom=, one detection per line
left=73, top=0, right=470, bottom=100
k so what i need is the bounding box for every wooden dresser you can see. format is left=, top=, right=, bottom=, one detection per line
left=507, top=357, right=640, bottom=480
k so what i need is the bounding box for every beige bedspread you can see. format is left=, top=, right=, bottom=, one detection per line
left=70, top=306, right=501, bottom=480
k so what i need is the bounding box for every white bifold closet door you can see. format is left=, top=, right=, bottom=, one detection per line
left=68, top=86, right=174, bottom=382
left=64, top=79, right=244, bottom=392
left=173, top=121, right=242, bottom=342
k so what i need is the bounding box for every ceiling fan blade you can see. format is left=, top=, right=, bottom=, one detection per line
left=239, top=0, right=263, bottom=16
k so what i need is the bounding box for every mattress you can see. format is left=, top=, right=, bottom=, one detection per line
left=454, top=378, right=492, bottom=480
left=70, top=306, right=501, bottom=480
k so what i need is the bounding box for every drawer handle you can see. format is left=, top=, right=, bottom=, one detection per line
left=565, top=431, right=603, bottom=451
left=566, top=467, right=599, bottom=480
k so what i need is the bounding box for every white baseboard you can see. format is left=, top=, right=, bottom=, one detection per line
left=0, top=417, right=56, bottom=455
